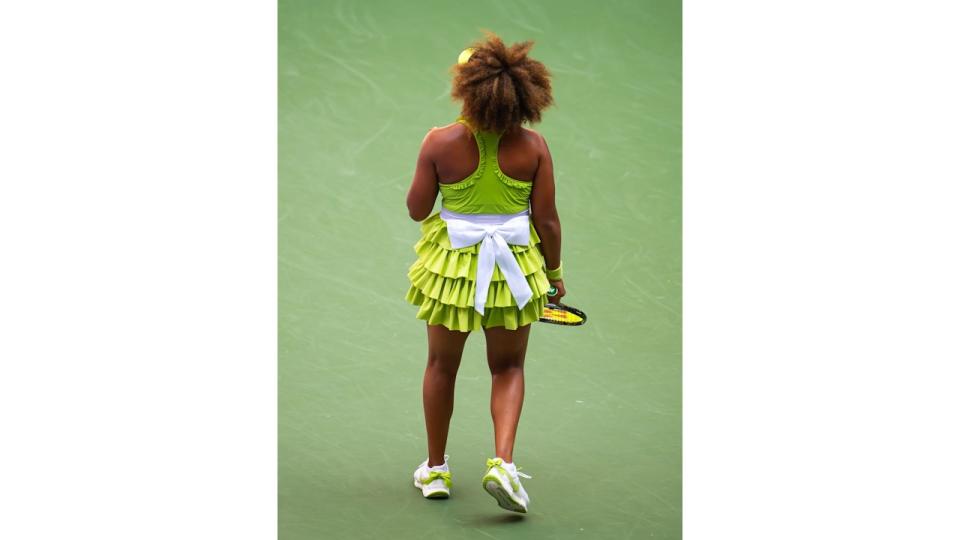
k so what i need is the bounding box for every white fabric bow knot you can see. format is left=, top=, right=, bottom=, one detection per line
left=440, top=209, right=533, bottom=315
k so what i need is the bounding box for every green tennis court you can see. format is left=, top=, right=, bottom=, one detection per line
left=279, top=0, right=681, bottom=537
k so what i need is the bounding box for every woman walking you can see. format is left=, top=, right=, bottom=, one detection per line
left=405, top=33, right=564, bottom=513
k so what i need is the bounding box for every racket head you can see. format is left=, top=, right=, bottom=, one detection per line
left=539, top=302, right=587, bottom=326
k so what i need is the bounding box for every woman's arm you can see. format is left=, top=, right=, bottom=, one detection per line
left=406, top=130, right=440, bottom=221
left=530, top=133, right=565, bottom=300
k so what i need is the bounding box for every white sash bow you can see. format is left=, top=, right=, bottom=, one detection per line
left=440, top=208, right=533, bottom=315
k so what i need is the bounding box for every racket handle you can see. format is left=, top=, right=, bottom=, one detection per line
left=547, top=286, right=558, bottom=296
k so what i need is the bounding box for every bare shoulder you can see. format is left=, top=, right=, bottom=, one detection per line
left=419, top=123, right=466, bottom=160
left=517, top=126, right=549, bottom=154
left=424, top=122, right=470, bottom=144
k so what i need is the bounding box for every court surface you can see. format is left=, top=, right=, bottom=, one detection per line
left=279, top=0, right=681, bottom=537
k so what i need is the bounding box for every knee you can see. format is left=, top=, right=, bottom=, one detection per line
left=426, top=353, right=460, bottom=378
left=488, top=355, right=524, bottom=375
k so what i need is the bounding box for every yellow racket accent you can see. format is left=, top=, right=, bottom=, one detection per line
left=542, top=306, right=582, bottom=324
left=539, top=303, right=587, bottom=326
left=540, top=287, right=586, bottom=325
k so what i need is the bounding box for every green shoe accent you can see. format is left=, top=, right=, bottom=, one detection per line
left=484, top=458, right=518, bottom=491
left=484, top=458, right=531, bottom=491
left=423, top=470, right=452, bottom=488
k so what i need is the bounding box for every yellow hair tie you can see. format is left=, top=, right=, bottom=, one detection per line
left=457, top=48, right=475, bottom=65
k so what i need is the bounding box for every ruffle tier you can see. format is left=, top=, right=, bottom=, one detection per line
left=405, top=212, right=549, bottom=332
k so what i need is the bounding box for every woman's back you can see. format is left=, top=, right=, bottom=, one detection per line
left=428, top=117, right=543, bottom=215
left=433, top=121, right=541, bottom=186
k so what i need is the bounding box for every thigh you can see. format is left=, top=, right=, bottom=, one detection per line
left=482, top=324, right=532, bottom=370
left=426, top=324, right=471, bottom=368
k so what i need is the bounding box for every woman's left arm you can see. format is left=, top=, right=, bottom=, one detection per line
left=406, top=130, right=439, bottom=221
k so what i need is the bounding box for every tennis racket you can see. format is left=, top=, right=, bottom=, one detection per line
left=539, top=286, right=587, bottom=326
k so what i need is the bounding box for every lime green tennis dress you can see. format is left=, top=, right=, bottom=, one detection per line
left=405, top=117, right=551, bottom=332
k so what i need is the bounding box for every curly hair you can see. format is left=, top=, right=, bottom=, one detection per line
left=451, top=32, right=553, bottom=134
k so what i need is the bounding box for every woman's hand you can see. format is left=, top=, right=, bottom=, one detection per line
left=547, top=279, right=565, bottom=304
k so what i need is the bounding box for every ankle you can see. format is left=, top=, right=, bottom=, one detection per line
left=427, top=455, right=449, bottom=468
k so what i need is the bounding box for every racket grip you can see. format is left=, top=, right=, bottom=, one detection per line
left=547, top=286, right=558, bottom=296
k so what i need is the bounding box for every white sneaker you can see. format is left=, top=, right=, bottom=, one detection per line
left=481, top=457, right=532, bottom=513
left=413, top=455, right=452, bottom=499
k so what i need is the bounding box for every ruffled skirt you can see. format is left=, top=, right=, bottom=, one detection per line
left=405, top=212, right=550, bottom=332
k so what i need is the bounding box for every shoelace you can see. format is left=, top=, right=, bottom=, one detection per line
left=423, top=470, right=452, bottom=488
left=486, top=458, right=532, bottom=491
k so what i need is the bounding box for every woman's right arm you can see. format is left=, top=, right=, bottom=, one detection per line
left=406, top=129, right=440, bottom=221
left=530, top=133, right=565, bottom=302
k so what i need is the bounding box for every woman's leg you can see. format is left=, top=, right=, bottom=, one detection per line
left=423, top=324, right=470, bottom=467
left=482, top=324, right=532, bottom=462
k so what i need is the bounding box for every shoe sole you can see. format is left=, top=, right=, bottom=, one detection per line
left=413, top=478, right=450, bottom=499
left=482, top=474, right=527, bottom=513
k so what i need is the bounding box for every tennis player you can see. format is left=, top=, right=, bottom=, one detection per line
left=404, top=32, right=565, bottom=513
